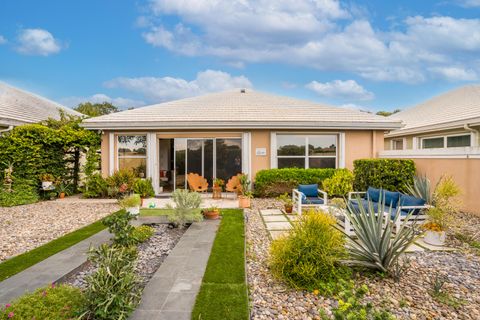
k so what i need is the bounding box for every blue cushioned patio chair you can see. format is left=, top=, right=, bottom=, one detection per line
left=292, top=183, right=328, bottom=214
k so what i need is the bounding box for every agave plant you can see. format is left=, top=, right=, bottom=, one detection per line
left=341, top=196, right=420, bottom=272
left=406, top=175, right=432, bottom=204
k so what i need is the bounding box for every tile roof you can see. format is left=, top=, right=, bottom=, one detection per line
left=0, top=82, right=82, bottom=126
left=82, top=89, right=401, bottom=130
left=387, top=85, right=480, bottom=136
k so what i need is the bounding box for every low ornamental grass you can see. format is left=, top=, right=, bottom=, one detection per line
left=269, top=210, right=350, bottom=294
left=0, top=284, right=86, bottom=320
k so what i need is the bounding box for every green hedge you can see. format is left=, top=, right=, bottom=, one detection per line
left=353, top=159, right=415, bottom=192
left=253, top=168, right=339, bottom=197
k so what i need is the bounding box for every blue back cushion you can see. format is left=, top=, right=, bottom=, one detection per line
left=384, top=190, right=401, bottom=208
left=367, top=187, right=380, bottom=202
left=298, top=184, right=318, bottom=197
left=400, top=194, right=426, bottom=207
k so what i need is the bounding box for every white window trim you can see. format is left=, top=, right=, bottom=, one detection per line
left=272, top=133, right=339, bottom=169
left=419, top=132, right=472, bottom=150
left=390, top=138, right=406, bottom=151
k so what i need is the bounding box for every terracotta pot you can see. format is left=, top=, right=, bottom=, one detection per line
left=238, top=195, right=251, bottom=208
left=424, top=230, right=446, bottom=246
left=204, top=210, right=220, bottom=220
left=212, top=186, right=222, bottom=199
left=59, top=192, right=65, bottom=199
left=284, top=204, right=293, bottom=213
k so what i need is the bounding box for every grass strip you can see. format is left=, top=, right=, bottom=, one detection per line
left=0, top=212, right=116, bottom=282
left=192, top=209, right=249, bottom=320
left=139, top=208, right=174, bottom=216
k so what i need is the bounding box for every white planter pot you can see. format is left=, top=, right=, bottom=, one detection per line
left=41, top=181, right=53, bottom=189
left=126, top=206, right=140, bottom=216
left=424, top=230, right=446, bottom=246
left=159, top=186, right=164, bottom=193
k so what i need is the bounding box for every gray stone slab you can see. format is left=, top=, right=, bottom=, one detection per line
left=260, top=209, right=284, bottom=216
left=263, top=215, right=289, bottom=222
left=265, top=221, right=292, bottom=230
left=130, top=219, right=220, bottom=319
left=270, top=230, right=290, bottom=240
left=0, top=229, right=111, bottom=305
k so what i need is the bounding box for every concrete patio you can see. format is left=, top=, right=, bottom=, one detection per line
left=142, top=193, right=239, bottom=209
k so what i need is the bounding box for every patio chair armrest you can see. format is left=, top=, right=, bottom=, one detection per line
left=348, top=191, right=366, bottom=201
left=317, top=189, right=328, bottom=205
left=292, top=189, right=301, bottom=203
left=397, top=204, right=431, bottom=212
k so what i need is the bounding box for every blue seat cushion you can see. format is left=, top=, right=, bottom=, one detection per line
left=367, top=187, right=381, bottom=202
left=349, top=199, right=379, bottom=213
left=384, top=190, right=401, bottom=208
left=302, top=197, right=324, bottom=205
left=399, top=194, right=426, bottom=215
left=298, top=184, right=318, bottom=197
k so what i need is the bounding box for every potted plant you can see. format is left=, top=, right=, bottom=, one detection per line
left=277, top=192, right=293, bottom=213
left=56, top=183, right=71, bottom=199
left=119, top=194, right=142, bottom=215
left=212, top=178, right=224, bottom=199
left=238, top=174, right=252, bottom=208
left=39, top=173, right=55, bottom=189
left=203, top=206, right=220, bottom=220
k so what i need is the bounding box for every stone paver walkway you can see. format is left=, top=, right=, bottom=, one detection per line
left=130, top=219, right=220, bottom=320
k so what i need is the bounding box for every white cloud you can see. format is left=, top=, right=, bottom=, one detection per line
left=428, top=67, right=477, bottom=81
left=104, top=69, right=253, bottom=102
left=61, top=94, right=145, bottom=109
left=140, top=1, right=480, bottom=83
left=306, top=79, right=374, bottom=100
left=459, top=0, right=480, bottom=7
left=16, top=28, right=62, bottom=56
left=0, top=35, right=6, bottom=44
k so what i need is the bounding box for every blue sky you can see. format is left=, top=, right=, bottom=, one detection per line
left=1, top=0, right=480, bottom=112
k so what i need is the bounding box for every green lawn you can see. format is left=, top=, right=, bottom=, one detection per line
left=0, top=212, right=115, bottom=282
left=139, top=208, right=174, bottom=216
left=192, top=209, right=249, bottom=320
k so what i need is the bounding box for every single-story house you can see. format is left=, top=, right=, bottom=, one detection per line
left=82, top=89, right=402, bottom=194
left=381, top=85, right=480, bottom=214
left=0, top=81, right=81, bottom=130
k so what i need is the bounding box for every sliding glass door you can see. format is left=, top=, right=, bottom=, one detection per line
left=173, top=137, right=242, bottom=190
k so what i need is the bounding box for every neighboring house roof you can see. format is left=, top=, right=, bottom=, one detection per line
left=0, top=82, right=82, bottom=127
left=82, top=89, right=401, bottom=130
left=386, top=85, right=480, bottom=137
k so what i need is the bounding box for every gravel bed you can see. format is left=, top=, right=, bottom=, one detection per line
left=246, top=198, right=480, bottom=320
left=0, top=200, right=118, bottom=262
left=64, top=224, right=185, bottom=289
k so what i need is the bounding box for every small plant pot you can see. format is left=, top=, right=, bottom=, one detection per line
left=212, top=186, right=222, bottom=199
left=59, top=192, right=65, bottom=199
left=204, top=210, right=220, bottom=220
left=41, top=181, right=53, bottom=189
left=424, top=230, right=446, bottom=246
left=238, top=195, right=251, bottom=208
left=284, top=204, right=293, bottom=214
left=126, top=206, right=140, bottom=216
left=159, top=186, right=164, bottom=193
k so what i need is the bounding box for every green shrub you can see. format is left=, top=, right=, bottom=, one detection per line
left=167, top=189, right=203, bottom=226
left=269, top=210, right=349, bottom=293
left=102, top=210, right=137, bottom=246
left=118, top=194, right=141, bottom=209
left=132, top=225, right=155, bottom=243
left=106, top=169, right=138, bottom=197
left=83, top=173, right=108, bottom=198
left=322, top=169, right=354, bottom=197
left=133, top=178, right=155, bottom=198
left=0, top=179, right=39, bottom=207
left=353, top=159, right=415, bottom=192
left=83, top=244, right=140, bottom=320
left=322, top=283, right=396, bottom=320
left=0, top=284, right=86, bottom=319
left=254, top=168, right=338, bottom=197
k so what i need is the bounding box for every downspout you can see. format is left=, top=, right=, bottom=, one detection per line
left=0, top=125, right=14, bottom=136
left=464, top=124, right=479, bottom=147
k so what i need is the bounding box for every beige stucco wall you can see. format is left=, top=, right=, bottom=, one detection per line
left=100, top=129, right=384, bottom=180
left=412, top=158, right=480, bottom=215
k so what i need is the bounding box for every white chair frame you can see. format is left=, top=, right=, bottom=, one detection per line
left=292, top=188, right=328, bottom=214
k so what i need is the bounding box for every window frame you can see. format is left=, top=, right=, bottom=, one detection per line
left=420, top=132, right=472, bottom=150
left=275, top=134, right=338, bottom=169
left=116, top=134, right=148, bottom=176
left=390, top=138, right=406, bottom=150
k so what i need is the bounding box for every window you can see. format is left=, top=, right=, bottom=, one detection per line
left=421, top=133, right=472, bottom=149
left=391, top=139, right=404, bottom=150
left=447, top=134, right=471, bottom=148
left=117, top=135, right=147, bottom=177
left=276, top=134, right=337, bottom=169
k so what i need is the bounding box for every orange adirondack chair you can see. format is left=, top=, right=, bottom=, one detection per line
left=187, top=173, right=209, bottom=192
left=225, top=174, right=242, bottom=197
